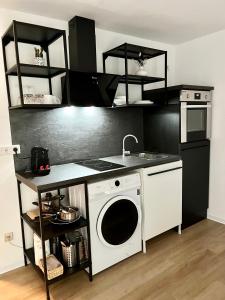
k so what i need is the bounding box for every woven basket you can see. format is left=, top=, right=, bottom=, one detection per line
left=39, top=254, right=64, bottom=280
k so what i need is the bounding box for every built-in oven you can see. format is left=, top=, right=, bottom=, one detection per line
left=180, top=90, right=212, bottom=143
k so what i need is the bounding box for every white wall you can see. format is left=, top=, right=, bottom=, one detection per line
left=0, top=8, right=68, bottom=274
left=0, top=8, right=176, bottom=274
left=175, top=29, right=225, bottom=224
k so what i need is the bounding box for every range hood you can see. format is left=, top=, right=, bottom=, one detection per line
left=64, top=16, right=119, bottom=107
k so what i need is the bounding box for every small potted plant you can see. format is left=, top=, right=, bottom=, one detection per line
left=34, top=47, right=45, bottom=66
left=134, top=52, right=148, bottom=76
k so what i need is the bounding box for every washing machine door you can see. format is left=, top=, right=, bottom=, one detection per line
left=97, top=195, right=140, bottom=247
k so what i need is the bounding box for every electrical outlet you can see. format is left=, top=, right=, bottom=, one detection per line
left=4, top=232, right=13, bottom=242
left=12, top=145, right=21, bottom=154
left=0, top=145, right=20, bottom=156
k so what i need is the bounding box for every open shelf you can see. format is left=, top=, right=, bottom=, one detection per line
left=119, top=74, right=165, bottom=85
left=22, top=213, right=88, bottom=241
left=103, top=42, right=167, bottom=106
left=6, top=63, right=67, bottom=78
left=9, top=104, right=64, bottom=110
left=2, top=20, right=69, bottom=110
left=103, top=43, right=166, bottom=60
left=113, top=103, right=160, bottom=108
left=2, top=20, right=64, bottom=47
left=24, top=248, right=90, bottom=285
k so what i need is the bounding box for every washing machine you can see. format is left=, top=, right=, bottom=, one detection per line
left=86, top=172, right=142, bottom=275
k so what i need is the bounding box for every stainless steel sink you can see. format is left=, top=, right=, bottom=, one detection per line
left=131, top=152, right=169, bottom=160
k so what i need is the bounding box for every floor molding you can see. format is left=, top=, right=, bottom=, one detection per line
left=0, top=260, right=24, bottom=275
left=207, top=214, right=225, bottom=225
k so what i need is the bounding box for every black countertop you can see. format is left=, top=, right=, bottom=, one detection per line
left=16, top=153, right=181, bottom=192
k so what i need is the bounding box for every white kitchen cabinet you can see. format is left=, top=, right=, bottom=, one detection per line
left=140, top=160, right=182, bottom=252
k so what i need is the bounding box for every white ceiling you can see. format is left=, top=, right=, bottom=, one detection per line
left=1, top=0, right=225, bottom=44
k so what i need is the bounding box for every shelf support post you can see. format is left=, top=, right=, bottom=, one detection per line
left=165, top=51, right=168, bottom=105
left=2, top=40, right=12, bottom=107
left=124, top=43, right=129, bottom=105
left=62, top=31, right=70, bottom=105
left=38, top=190, right=50, bottom=300
left=17, top=180, right=27, bottom=266
left=103, top=54, right=106, bottom=73
left=84, top=182, right=93, bottom=281
left=44, top=45, right=53, bottom=95
left=141, top=83, right=144, bottom=100
left=13, top=21, right=24, bottom=106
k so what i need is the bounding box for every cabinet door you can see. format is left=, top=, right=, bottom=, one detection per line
left=181, top=143, right=210, bottom=228
left=142, top=165, right=182, bottom=240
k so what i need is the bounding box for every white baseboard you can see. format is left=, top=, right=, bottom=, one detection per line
left=0, top=260, right=24, bottom=275
left=207, top=214, right=225, bottom=225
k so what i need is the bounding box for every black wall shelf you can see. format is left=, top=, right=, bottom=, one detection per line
left=6, top=64, right=67, bottom=78
left=119, top=74, right=165, bottom=85
left=2, top=21, right=64, bottom=47
left=103, top=43, right=166, bottom=60
left=22, top=213, right=88, bottom=240
left=103, top=42, right=167, bottom=107
left=2, top=20, right=69, bottom=109
left=9, top=104, right=64, bottom=110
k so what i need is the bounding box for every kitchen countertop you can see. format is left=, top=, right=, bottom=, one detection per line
left=16, top=153, right=181, bottom=192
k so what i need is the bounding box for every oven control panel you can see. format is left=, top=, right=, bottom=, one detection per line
left=180, top=90, right=212, bottom=102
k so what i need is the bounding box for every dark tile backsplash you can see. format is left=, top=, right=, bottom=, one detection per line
left=9, top=107, right=144, bottom=171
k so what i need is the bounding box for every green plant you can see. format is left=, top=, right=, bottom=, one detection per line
left=134, top=52, right=147, bottom=67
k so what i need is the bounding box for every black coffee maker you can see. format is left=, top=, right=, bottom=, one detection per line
left=31, top=146, right=50, bottom=176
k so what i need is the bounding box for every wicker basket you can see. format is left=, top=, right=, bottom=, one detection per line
left=38, top=254, right=64, bottom=280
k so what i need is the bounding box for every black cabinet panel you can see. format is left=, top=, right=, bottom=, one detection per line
left=181, top=141, right=210, bottom=228
left=143, top=106, right=180, bottom=154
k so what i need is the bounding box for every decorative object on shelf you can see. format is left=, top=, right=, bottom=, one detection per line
left=34, top=233, right=50, bottom=265
left=34, top=47, right=45, bottom=66
left=78, top=235, right=88, bottom=263
left=27, top=208, right=40, bottom=220
left=114, top=95, right=126, bottom=106
left=133, top=100, right=154, bottom=105
left=39, top=254, right=64, bottom=280
left=134, top=52, right=148, bottom=76
left=20, top=94, right=61, bottom=105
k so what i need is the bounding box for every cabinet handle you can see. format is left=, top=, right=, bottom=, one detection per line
left=147, top=167, right=182, bottom=176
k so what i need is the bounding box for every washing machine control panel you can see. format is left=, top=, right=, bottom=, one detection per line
left=88, top=173, right=141, bottom=197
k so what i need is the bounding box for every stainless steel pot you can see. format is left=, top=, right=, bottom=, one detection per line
left=32, top=194, right=65, bottom=212
left=59, top=206, right=79, bottom=221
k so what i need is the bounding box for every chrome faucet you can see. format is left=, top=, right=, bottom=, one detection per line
left=122, top=134, right=138, bottom=157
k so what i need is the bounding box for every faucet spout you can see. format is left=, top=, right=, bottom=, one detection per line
left=122, top=134, right=139, bottom=157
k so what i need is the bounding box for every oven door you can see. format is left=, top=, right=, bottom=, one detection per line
left=181, top=103, right=212, bottom=143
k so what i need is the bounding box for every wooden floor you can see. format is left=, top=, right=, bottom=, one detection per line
left=1, top=219, right=225, bottom=300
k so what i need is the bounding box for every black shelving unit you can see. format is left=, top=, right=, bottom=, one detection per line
left=2, top=20, right=69, bottom=109
left=16, top=177, right=93, bottom=300
left=103, top=42, right=167, bottom=106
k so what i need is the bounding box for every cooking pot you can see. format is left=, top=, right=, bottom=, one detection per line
left=32, top=193, right=65, bottom=212
left=58, top=206, right=79, bottom=221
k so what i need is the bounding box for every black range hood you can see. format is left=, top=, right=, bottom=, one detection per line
left=64, top=71, right=119, bottom=107
left=63, top=16, right=119, bottom=107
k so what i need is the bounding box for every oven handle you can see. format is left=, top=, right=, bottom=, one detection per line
left=181, top=104, right=212, bottom=108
